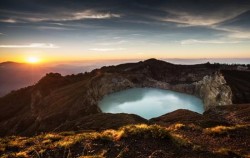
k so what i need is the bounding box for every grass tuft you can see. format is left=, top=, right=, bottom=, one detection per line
left=167, top=123, right=186, bottom=131
left=204, top=124, right=249, bottom=135
left=118, top=124, right=170, bottom=139
left=169, top=133, right=192, bottom=147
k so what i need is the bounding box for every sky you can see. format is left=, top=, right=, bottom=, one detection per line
left=0, top=0, right=250, bottom=63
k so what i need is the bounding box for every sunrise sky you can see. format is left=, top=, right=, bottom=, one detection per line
left=0, top=0, right=250, bottom=63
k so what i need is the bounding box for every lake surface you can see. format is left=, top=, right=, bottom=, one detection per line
left=98, top=88, right=204, bottom=119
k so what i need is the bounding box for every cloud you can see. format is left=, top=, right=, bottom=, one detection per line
left=37, top=26, right=76, bottom=30
left=29, top=12, right=120, bottom=22
left=96, top=40, right=127, bottom=46
left=89, top=48, right=125, bottom=51
left=0, top=43, right=59, bottom=48
left=0, top=19, right=17, bottom=23
left=131, top=34, right=143, bottom=36
left=0, top=10, right=121, bottom=23
left=160, top=9, right=248, bottom=27
left=224, top=29, right=250, bottom=39
left=0, top=0, right=250, bottom=49
left=181, top=39, right=240, bottom=45
left=113, top=36, right=122, bottom=39
left=49, top=23, right=65, bottom=26
left=228, top=31, right=250, bottom=39
left=72, top=11, right=120, bottom=20
left=211, top=25, right=250, bottom=39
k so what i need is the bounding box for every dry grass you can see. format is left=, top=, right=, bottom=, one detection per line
left=117, top=124, right=170, bottom=139
left=78, top=156, right=105, bottom=158
left=167, top=123, right=203, bottom=132
left=167, top=123, right=185, bottom=131
left=215, top=147, right=232, bottom=155
left=0, top=124, right=170, bottom=157
left=204, top=124, right=249, bottom=135
left=214, top=147, right=242, bottom=157
left=169, top=133, right=192, bottom=147
left=0, top=124, right=232, bottom=158
left=56, top=132, right=96, bottom=148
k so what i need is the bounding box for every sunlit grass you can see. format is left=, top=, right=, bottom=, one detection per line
left=167, top=123, right=186, bottom=131
left=3, top=123, right=238, bottom=157
left=0, top=124, right=173, bottom=157
left=204, top=124, right=249, bottom=135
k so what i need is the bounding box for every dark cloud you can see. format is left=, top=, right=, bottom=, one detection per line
left=218, top=10, right=250, bottom=30
left=0, top=0, right=250, bottom=45
left=1, top=0, right=249, bottom=23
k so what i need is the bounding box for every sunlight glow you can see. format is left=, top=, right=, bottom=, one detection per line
left=26, top=56, right=40, bottom=64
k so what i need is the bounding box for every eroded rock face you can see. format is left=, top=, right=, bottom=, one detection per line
left=87, top=72, right=232, bottom=112
left=195, top=72, right=233, bottom=110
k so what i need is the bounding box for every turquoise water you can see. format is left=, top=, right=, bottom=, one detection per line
left=98, top=88, right=204, bottom=119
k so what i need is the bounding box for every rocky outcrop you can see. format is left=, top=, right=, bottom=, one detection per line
left=194, top=72, right=233, bottom=110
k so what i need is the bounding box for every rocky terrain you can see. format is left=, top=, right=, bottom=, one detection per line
left=0, top=59, right=249, bottom=136
left=0, top=59, right=249, bottom=157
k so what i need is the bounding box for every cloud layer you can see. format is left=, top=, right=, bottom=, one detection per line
left=0, top=43, right=59, bottom=48
left=0, top=0, right=250, bottom=58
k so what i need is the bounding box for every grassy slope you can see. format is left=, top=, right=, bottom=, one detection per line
left=1, top=124, right=249, bottom=158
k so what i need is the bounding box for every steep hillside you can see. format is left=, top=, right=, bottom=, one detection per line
left=221, top=70, right=250, bottom=103
left=151, top=104, right=250, bottom=127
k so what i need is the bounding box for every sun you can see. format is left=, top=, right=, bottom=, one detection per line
left=26, top=56, right=40, bottom=64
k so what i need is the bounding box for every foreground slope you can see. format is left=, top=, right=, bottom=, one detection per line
left=1, top=124, right=249, bottom=158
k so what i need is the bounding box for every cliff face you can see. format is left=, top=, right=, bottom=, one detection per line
left=195, top=72, right=233, bottom=110
left=0, top=59, right=248, bottom=136
left=86, top=71, right=233, bottom=112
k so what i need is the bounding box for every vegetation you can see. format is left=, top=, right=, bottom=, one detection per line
left=0, top=124, right=198, bottom=158
left=1, top=123, right=249, bottom=157
left=204, top=124, right=249, bottom=135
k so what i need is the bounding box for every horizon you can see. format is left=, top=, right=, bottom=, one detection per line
left=1, top=57, right=250, bottom=66
left=1, top=1, right=250, bottom=63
